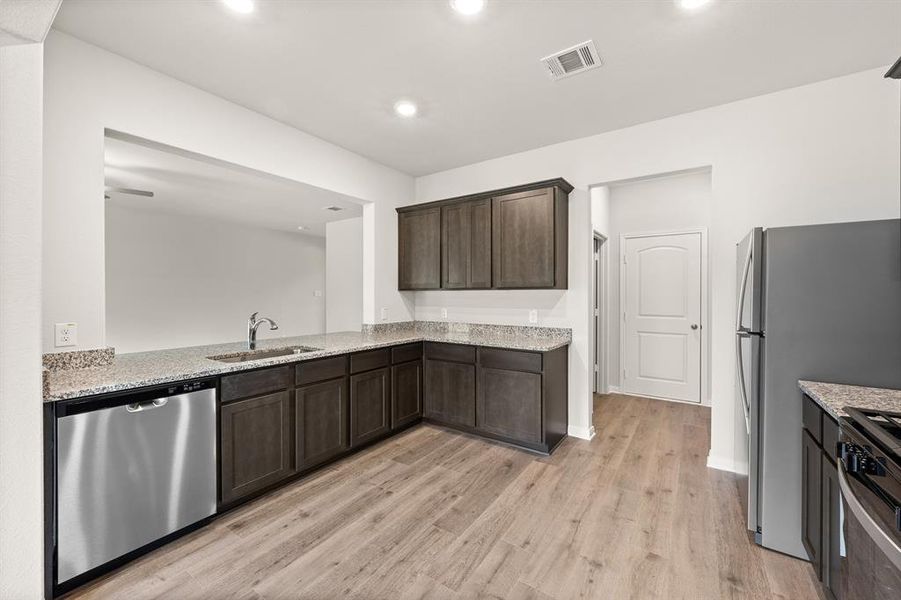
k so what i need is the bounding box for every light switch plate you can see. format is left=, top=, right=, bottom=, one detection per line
left=313, top=290, right=323, bottom=297
left=380, top=307, right=388, bottom=321
left=55, top=322, right=77, bottom=347
left=528, top=310, right=538, bottom=324
left=441, top=308, right=447, bottom=319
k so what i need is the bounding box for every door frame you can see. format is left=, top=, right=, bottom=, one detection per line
left=592, top=232, right=608, bottom=394
left=618, top=227, right=709, bottom=405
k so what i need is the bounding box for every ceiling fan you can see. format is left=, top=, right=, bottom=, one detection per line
left=104, top=187, right=154, bottom=200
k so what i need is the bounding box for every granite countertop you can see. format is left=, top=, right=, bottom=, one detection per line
left=45, top=326, right=571, bottom=402
left=799, top=380, right=901, bottom=420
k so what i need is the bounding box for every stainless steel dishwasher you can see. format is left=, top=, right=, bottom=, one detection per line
left=54, top=379, right=217, bottom=590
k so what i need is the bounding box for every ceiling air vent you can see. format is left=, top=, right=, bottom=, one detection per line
left=540, top=40, right=602, bottom=81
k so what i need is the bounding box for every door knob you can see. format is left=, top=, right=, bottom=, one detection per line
left=690, top=324, right=699, bottom=330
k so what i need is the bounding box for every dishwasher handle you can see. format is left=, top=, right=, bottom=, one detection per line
left=126, top=398, right=169, bottom=413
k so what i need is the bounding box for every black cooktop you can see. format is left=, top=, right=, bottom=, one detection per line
left=846, top=407, right=901, bottom=457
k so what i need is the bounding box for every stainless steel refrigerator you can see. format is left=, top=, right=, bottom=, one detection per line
left=736, top=219, right=901, bottom=559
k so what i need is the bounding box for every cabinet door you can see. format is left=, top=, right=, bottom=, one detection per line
left=423, top=359, right=475, bottom=427
left=492, top=188, right=555, bottom=288
left=441, top=202, right=470, bottom=289
left=469, top=198, right=492, bottom=288
left=821, top=455, right=842, bottom=599
left=398, top=208, right=441, bottom=290
left=801, top=429, right=822, bottom=578
left=220, top=391, right=294, bottom=505
left=477, top=367, right=542, bottom=444
left=349, top=367, right=391, bottom=447
left=295, top=378, right=348, bottom=470
left=392, top=360, right=422, bottom=430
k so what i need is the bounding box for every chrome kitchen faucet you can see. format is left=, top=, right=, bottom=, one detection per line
left=247, top=312, right=278, bottom=350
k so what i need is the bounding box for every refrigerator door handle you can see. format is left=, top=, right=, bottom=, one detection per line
left=736, top=239, right=753, bottom=332
left=736, top=332, right=751, bottom=433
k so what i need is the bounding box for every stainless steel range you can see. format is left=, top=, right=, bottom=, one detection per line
left=838, top=407, right=901, bottom=599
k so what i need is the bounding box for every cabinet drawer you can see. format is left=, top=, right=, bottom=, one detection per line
left=391, top=343, right=422, bottom=364
left=478, top=347, right=542, bottom=373
left=350, top=348, right=390, bottom=374
left=424, top=342, right=475, bottom=364
left=802, top=394, right=823, bottom=444
left=295, top=355, right=347, bottom=386
left=822, top=414, right=839, bottom=462
left=221, top=366, right=291, bottom=403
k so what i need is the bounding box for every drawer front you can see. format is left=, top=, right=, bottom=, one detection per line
left=478, top=347, right=542, bottom=373
left=221, top=366, right=291, bottom=403
left=822, top=414, right=839, bottom=462
left=424, top=342, right=475, bottom=364
left=391, top=342, right=423, bottom=365
left=295, top=355, right=347, bottom=386
left=350, top=348, right=390, bottom=374
left=802, top=394, right=823, bottom=444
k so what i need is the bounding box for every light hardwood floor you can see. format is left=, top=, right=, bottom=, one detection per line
left=65, top=394, right=821, bottom=599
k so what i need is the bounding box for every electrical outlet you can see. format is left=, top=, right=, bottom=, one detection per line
left=313, top=290, right=323, bottom=297
left=528, top=310, right=538, bottom=324
left=380, top=307, right=388, bottom=321
left=55, top=322, right=77, bottom=347
left=441, top=308, right=448, bottom=319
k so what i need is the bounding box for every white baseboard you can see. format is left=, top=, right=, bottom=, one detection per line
left=706, top=453, right=749, bottom=475
left=568, top=424, right=596, bottom=440
left=606, top=385, right=621, bottom=393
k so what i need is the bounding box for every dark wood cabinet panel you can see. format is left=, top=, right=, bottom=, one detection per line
left=220, top=391, right=294, bottom=505
left=492, top=188, right=556, bottom=289
left=391, top=343, right=422, bottom=365
left=391, top=360, right=422, bottom=430
left=424, top=359, right=475, bottom=427
left=296, top=355, right=347, bottom=386
left=802, top=428, right=823, bottom=578
left=221, top=366, right=291, bottom=403
left=349, top=367, right=391, bottom=448
left=295, top=378, right=348, bottom=470
left=350, top=348, right=390, bottom=374
left=442, top=202, right=470, bottom=289
left=424, top=342, right=475, bottom=364
left=398, top=207, right=441, bottom=290
left=477, top=367, right=542, bottom=444
left=479, top=347, right=542, bottom=373
left=821, top=455, right=841, bottom=600
left=803, top=395, right=823, bottom=444
left=469, top=198, right=492, bottom=288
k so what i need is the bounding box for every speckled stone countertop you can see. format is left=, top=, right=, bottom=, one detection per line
left=45, top=326, right=571, bottom=402
left=799, top=380, right=901, bottom=420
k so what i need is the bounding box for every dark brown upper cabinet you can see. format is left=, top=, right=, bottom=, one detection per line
left=441, top=198, right=492, bottom=289
left=397, top=178, right=571, bottom=291
left=398, top=207, right=441, bottom=290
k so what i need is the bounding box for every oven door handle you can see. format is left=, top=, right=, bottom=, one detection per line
left=838, top=460, right=901, bottom=571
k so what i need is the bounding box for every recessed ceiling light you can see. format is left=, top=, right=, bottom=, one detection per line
left=296, top=225, right=307, bottom=231
left=678, top=0, right=712, bottom=10
left=450, top=0, right=485, bottom=15
left=394, top=100, right=418, bottom=118
left=323, top=206, right=345, bottom=212
left=223, top=0, right=254, bottom=14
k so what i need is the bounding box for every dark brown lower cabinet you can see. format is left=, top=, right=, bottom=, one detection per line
left=477, top=367, right=542, bottom=444
left=295, top=378, right=348, bottom=470
left=392, top=360, right=422, bottom=430
left=802, top=428, right=823, bottom=577
left=424, top=358, right=476, bottom=427
left=220, top=391, right=294, bottom=505
left=821, top=454, right=841, bottom=600
left=349, top=367, right=391, bottom=448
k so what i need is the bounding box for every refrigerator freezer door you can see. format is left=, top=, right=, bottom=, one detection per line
left=736, top=228, right=764, bottom=333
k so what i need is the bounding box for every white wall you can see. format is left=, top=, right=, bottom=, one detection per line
left=105, top=204, right=326, bottom=353
left=415, top=67, right=901, bottom=473
left=605, top=169, right=713, bottom=404
left=0, top=42, right=45, bottom=600
left=325, top=217, right=363, bottom=333
left=43, top=31, right=414, bottom=353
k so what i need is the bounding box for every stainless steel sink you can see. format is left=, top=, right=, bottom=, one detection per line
left=207, top=346, right=320, bottom=363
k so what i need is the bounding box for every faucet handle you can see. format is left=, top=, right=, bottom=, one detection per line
left=249, top=311, right=259, bottom=323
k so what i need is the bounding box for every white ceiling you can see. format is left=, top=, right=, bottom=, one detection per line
left=104, top=134, right=363, bottom=237
left=58, top=0, right=901, bottom=176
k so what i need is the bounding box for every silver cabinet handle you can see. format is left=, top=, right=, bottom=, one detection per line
left=126, top=398, right=168, bottom=413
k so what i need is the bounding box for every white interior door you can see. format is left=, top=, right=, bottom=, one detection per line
left=622, top=232, right=701, bottom=403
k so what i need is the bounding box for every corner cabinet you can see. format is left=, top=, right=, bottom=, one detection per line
left=397, top=178, right=571, bottom=291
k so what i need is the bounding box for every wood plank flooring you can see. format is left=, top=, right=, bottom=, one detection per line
left=65, top=394, right=821, bottom=599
